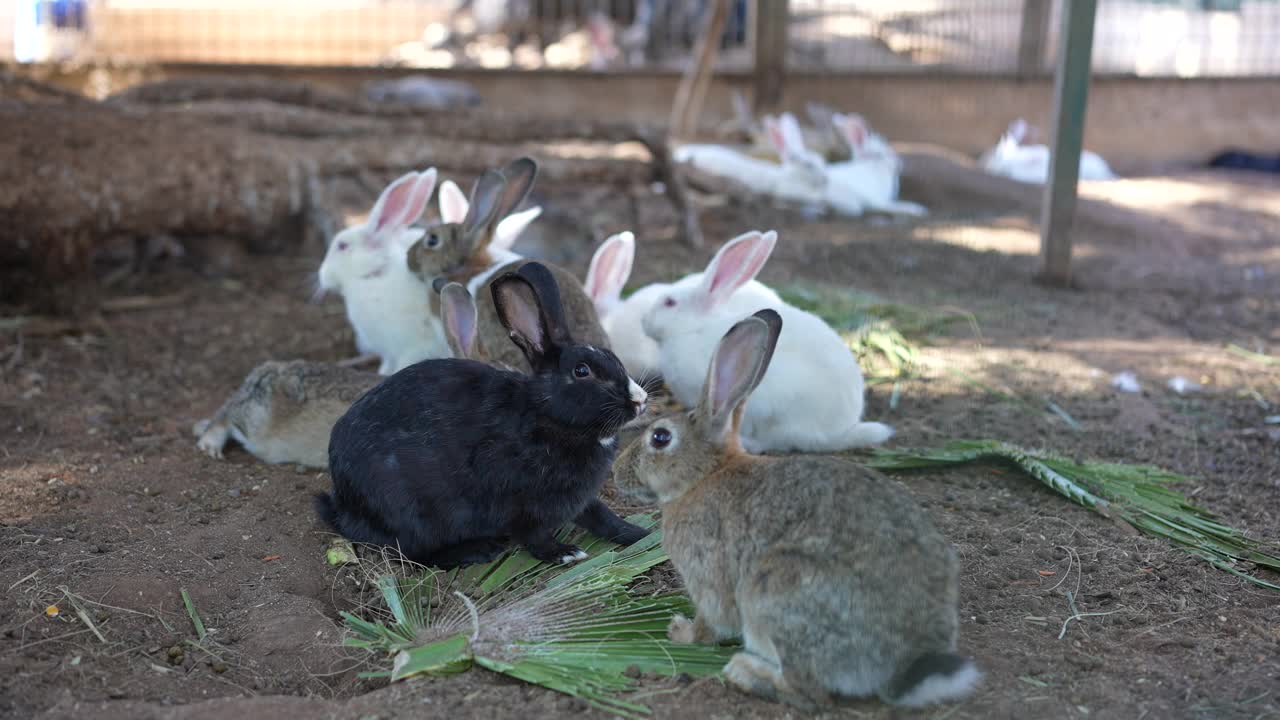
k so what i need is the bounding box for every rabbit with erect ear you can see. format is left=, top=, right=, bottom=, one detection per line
left=407, top=158, right=612, bottom=373
left=432, top=277, right=520, bottom=371
left=981, top=118, right=1117, bottom=184
left=674, top=115, right=827, bottom=209
left=584, top=231, right=781, bottom=382
left=822, top=114, right=927, bottom=217
left=194, top=361, right=380, bottom=469
left=320, top=261, right=652, bottom=568
left=318, top=169, right=449, bottom=375
left=612, top=310, right=979, bottom=709
left=643, top=230, right=892, bottom=453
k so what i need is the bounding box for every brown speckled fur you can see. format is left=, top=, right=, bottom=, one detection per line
left=612, top=312, right=968, bottom=708
left=194, top=361, right=380, bottom=468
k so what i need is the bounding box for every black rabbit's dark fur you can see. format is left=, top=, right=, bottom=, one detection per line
left=318, top=261, right=649, bottom=567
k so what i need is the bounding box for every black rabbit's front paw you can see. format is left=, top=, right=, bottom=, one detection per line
left=527, top=541, right=588, bottom=566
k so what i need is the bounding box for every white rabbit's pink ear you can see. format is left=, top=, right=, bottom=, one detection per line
left=698, top=308, right=783, bottom=443
left=697, top=230, right=777, bottom=310
left=583, top=231, right=635, bottom=307
left=438, top=180, right=469, bottom=224
left=762, top=115, right=788, bottom=156
left=778, top=113, right=806, bottom=150
left=833, top=113, right=868, bottom=152
left=491, top=205, right=542, bottom=252
left=366, top=172, right=424, bottom=244
left=1008, top=118, right=1029, bottom=143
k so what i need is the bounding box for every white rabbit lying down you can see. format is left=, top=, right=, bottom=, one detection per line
left=982, top=118, right=1117, bottom=184
left=641, top=229, right=893, bottom=453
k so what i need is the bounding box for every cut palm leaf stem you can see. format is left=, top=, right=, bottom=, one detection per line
left=949, top=369, right=1081, bottom=430
left=341, top=514, right=735, bottom=718
left=180, top=588, right=206, bottom=642
left=1227, top=344, right=1278, bottom=366
left=865, top=440, right=1280, bottom=591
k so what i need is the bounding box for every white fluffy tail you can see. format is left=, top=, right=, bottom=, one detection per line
left=885, top=654, right=981, bottom=708
left=845, top=421, right=895, bottom=448
left=871, top=199, right=928, bottom=217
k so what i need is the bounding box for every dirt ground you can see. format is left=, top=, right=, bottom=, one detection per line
left=2, top=163, right=1278, bottom=720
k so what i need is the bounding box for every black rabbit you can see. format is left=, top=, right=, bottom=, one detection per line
left=317, top=261, right=651, bottom=567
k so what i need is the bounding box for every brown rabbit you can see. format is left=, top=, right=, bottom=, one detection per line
left=195, top=286, right=499, bottom=468
left=406, top=157, right=610, bottom=372
left=612, top=309, right=979, bottom=709
left=194, top=361, right=380, bottom=468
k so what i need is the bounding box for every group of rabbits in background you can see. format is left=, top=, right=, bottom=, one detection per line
left=192, top=148, right=979, bottom=707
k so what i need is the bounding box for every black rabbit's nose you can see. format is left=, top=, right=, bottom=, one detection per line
left=628, top=379, right=648, bottom=416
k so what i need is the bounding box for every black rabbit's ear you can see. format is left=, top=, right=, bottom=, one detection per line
left=492, top=262, right=569, bottom=369
left=696, top=309, right=783, bottom=444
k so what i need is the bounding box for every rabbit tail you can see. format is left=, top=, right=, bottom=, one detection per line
left=881, top=652, right=981, bottom=708
left=844, top=421, right=895, bottom=448
left=314, top=492, right=398, bottom=547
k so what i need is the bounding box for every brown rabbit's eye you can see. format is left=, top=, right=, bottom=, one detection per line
left=663, top=297, right=676, bottom=308
left=426, top=233, right=441, bottom=249
left=573, top=362, right=592, bottom=379
left=650, top=428, right=672, bottom=449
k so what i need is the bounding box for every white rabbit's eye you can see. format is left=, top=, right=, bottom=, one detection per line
left=650, top=427, right=672, bottom=449
left=662, top=297, right=676, bottom=308
left=337, top=241, right=350, bottom=251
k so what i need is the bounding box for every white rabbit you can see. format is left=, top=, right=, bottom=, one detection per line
left=583, top=231, right=781, bottom=381
left=982, top=118, right=1118, bottom=184
left=318, top=170, right=449, bottom=375
left=434, top=178, right=543, bottom=296
left=674, top=114, right=826, bottom=207
left=642, top=230, right=893, bottom=453
left=818, top=113, right=927, bottom=217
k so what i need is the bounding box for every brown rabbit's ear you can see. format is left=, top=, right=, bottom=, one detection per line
left=491, top=261, right=569, bottom=370
left=495, top=157, right=537, bottom=219
left=461, top=169, right=507, bottom=242
left=460, top=158, right=537, bottom=256
left=439, top=282, right=478, bottom=360
left=697, top=309, right=783, bottom=443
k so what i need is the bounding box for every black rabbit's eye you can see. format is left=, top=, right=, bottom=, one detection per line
left=573, top=362, right=592, bottom=379
left=650, top=428, right=672, bottom=449
left=426, top=233, right=441, bottom=248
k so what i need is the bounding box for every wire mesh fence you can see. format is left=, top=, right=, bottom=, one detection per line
left=3, top=0, right=1280, bottom=77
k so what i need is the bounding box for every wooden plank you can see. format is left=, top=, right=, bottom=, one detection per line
left=669, top=0, right=731, bottom=140
left=1037, top=0, right=1098, bottom=288
left=751, top=0, right=789, bottom=115
left=1016, top=0, right=1052, bottom=78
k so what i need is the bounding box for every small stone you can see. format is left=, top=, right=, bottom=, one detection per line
left=984, top=545, right=1001, bottom=556
left=675, top=672, right=693, bottom=684
left=227, top=489, right=241, bottom=499
left=622, top=664, right=642, bottom=679
left=167, top=645, right=184, bottom=659
left=975, top=615, right=990, bottom=625
left=91, top=545, right=105, bottom=554
left=212, top=661, right=228, bottom=674
left=294, top=465, right=308, bottom=475
left=294, top=481, right=308, bottom=490
left=210, top=550, right=225, bottom=560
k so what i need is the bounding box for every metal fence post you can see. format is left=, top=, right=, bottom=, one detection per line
left=1017, top=0, right=1052, bottom=78
left=751, top=0, right=789, bottom=114
left=1037, top=0, right=1098, bottom=288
